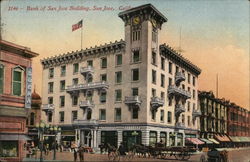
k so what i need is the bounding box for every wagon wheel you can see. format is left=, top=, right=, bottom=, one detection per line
left=174, top=152, right=185, bottom=160
left=114, top=151, right=120, bottom=162
left=182, top=151, right=191, bottom=160
left=127, top=150, right=135, bottom=160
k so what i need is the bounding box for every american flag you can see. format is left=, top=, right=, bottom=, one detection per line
left=72, top=20, right=83, bottom=32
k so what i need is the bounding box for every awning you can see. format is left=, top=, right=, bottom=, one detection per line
left=0, top=134, right=32, bottom=141
left=186, top=138, right=205, bottom=145
left=229, top=136, right=241, bottom=142
left=214, top=135, right=231, bottom=142
left=199, top=138, right=213, bottom=144
left=239, top=137, right=250, bottom=142
left=208, top=138, right=219, bottom=144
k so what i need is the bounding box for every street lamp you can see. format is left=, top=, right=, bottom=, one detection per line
left=36, top=122, right=46, bottom=162
left=49, top=125, right=61, bottom=160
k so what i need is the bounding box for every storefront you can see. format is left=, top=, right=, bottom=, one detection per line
left=159, top=132, right=167, bottom=146
left=123, top=131, right=141, bottom=150
left=149, top=131, right=157, bottom=146
left=169, top=132, right=176, bottom=146
left=101, top=131, right=118, bottom=148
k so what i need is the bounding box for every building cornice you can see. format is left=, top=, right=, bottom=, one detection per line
left=160, top=44, right=201, bottom=76
left=40, top=39, right=125, bottom=69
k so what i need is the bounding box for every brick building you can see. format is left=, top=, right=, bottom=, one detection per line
left=227, top=103, right=250, bottom=146
left=0, top=40, right=38, bottom=161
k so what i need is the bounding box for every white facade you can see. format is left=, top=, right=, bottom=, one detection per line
left=41, top=4, right=201, bottom=151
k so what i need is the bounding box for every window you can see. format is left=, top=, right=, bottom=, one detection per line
left=116, top=54, right=122, bottom=66
left=115, top=108, right=121, bottom=121
left=193, top=76, right=196, bottom=86
left=182, top=84, right=185, bottom=90
left=193, top=90, right=196, bottom=99
left=169, top=62, right=172, bottom=74
left=72, top=111, right=78, bottom=121
left=152, top=88, right=156, bottom=97
left=87, top=75, right=93, bottom=83
left=60, top=96, right=65, bottom=107
left=60, top=80, right=65, bottom=91
left=73, top=78, right=78, bottom=85
left=152, top=70, right=156, bottom=84
left=49, top=68, right=54, bottom=78
left=48, top=82, right=54, bottom=93
left=188, top=87, right=191, bottom=92
left=188, top=73, right=191, bottom=83
left=48, top=97, right=53, bottom=104
left=61, top=65, right=66, bottom=76
left=152, top=110, right=156, bottom=120
left=86, top=91, right=93, bottom=101
left=168, top=111, right=172, bottom=123
left=132, top=68, right=139, bottom=81
left=193, top=103, right=196, bottom=111
left=175, top=66, right=179, bottom=74
left=115, top=89, right=122, bottom=102
left=87, top=60, right=93, bottom=67
left=30, top=112, right=35, bottom=126
left=100, top=91, right=106, bottom=103
left=13, top=67, right=23, bottom=96
left=161, top=57, right=165, bottom=70
left=152, top=51, right=157, bottom=65
left=132, top=108, right=138, bottom=119
left=132, top=50, right=140, bottom=63
left=115, top=71, right=122, bottom=84
left=101, top=57, right=107, bottom=68
left=0, top=141, right=18, bottom=157
left=160, top=110, right=164, bottom=122
left=72, top=96, right=78, bottom=106
left=161, top=74, right=165, bottom=87
left=132, top=88, right=138, bottom=96
left=168, top=78, right=172, bottom=86
left=187, top=101, right=190, bottom=112
left=48, top=112, right=52, bottom=122
left=0, top=65, right=4, bottom=94
left=59, top=111, right=64, bottom=122
left=161, top=92, right=165, bottom=100
left=188, top=116, right=191, bottom=126
left=99, top=109, right=106, bottom=120
left=73, top=63, right=79, bottom=74
left=132, top=30, right=141, bottom=41
left=149, top=131, right=157, bottom=146
left=182, top=114, right=185, bottom=124
left=168, top=97, right=172, bottom=106
left=100, top=74, right=107, bottom=82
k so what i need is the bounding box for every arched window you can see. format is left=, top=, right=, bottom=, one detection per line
left=0, top=64, right=4, bottom=94
left=12, top=66, right=24, bottom=96
left=30, top=112, right=35, bottom=126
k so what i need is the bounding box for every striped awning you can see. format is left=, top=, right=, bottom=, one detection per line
left=199, top=138, right=213, bottom=144
left=214, top=135, right=231, bottom=142
left=208, top=138, right=219, bottom=144
left=229, top=136, right=241, bottom=142
left=186, top=138, right=205, bottom=145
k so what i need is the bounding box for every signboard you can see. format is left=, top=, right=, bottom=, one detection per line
left=25, top=67, right=32, bottom=108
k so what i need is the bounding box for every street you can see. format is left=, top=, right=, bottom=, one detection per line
left=24, top=147, right=250, bottom=162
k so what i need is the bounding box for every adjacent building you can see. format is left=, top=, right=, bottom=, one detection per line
left=0, top=40, right=38, bottom=161
left=41, top=4, right=201, bottom=150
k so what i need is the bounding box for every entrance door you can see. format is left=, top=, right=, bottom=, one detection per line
left=123, top=131, right=141, bottom=151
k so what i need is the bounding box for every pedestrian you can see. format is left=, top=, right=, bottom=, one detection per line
left=73, top=147, right=78, bottom=162
left=78, top=145, right=84, bottom=162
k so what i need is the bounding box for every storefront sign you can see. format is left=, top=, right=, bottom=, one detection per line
left=25, top=67, right=32, bottom=108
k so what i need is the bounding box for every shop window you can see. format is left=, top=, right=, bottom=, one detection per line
left=160, top=132, right=167, bottom=146
left=0, top=141, right=18, bottom=157
left=169, top=133, right=175, bottom=146
left=177, top=133, right=183, bottom=146
left=149, top=131, right=157, bottom=146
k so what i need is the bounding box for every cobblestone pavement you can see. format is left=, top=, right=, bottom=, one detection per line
left=28, top=148, right=250, bottom=162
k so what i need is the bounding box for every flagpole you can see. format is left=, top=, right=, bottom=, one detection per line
left=81, top=19, right=83, bottom=50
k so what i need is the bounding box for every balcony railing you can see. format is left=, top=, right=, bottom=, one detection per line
left=80, top=66, right=94, bottom=75
left=66, top=81, right=109, bottom=92
left=168, top=85, right=191, bottom=99
left=124, top=96, right=142, bottom=106
left=175, top=104, right=186, bottom=116
left=79, top=100, right=94, bottom=109
left=73, top=119, right=98, bottom=126
left=192, top=109, right=202, bottom=118
left=151, top=97, right=164, bottom=111
left=175, top=122, right=185, bottom=129
left=41, top=104, right=54, bottom=113
left=175, top=72, right=185, bottom=84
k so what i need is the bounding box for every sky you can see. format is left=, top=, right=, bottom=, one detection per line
left=1, top=0, right=249, bottom=109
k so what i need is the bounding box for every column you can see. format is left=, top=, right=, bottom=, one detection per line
left=182, top=133, right=185, bottom=146
left=157, top=131, right=161, bottom=142
left=166, top=131, right=170, bottom=146
left=96, top=130, right=101, bottom=151
left=93, top=129, right=97, bottom=148
left=141, top=130, right=149, bottom=145
left=117, top=130, right=123, bottom=147
left=174, top=134, right=177, bottom=146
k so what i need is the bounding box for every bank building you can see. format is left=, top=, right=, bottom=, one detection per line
left=41, top=4, right=201, bottom=151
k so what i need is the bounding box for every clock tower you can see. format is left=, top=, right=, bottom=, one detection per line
left=118, top=4, right=168, bottom=123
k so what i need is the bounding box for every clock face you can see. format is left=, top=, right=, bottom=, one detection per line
left=133, top=16, right=140, bottom=25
